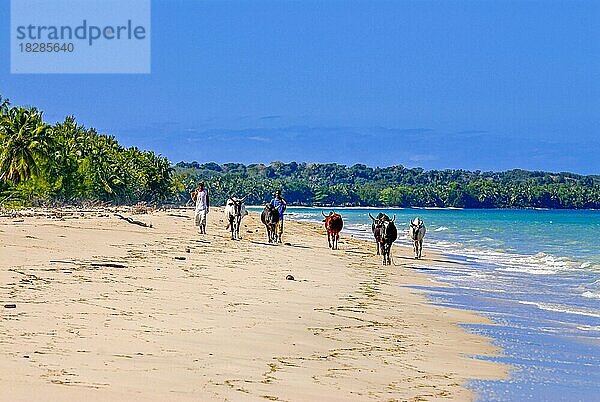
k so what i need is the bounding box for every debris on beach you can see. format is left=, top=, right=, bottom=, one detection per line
left=4, top=304, right=17, bottom=309
left=286, top=275, right=295, bottom=281
left=175, top=256, right=186, bottom=261
left=91, top=262, right=126, bottom=269
left=115, top=213, right=153, bottom=228
left=131, top=203, right=151, bottom=215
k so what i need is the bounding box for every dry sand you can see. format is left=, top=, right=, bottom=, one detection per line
left=0, top=207, right=507, bottom=401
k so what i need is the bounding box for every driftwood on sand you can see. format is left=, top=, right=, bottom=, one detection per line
left=115, top=213, right=153, bottom=228
left=90, top=262, right=127, bottom=269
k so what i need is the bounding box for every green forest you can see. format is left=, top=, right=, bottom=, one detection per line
left=1, top=95, right=599, bottom=209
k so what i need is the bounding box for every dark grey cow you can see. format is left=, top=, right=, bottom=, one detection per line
left=261, top=204, right=280, bottom=243
left=369, top=213, right=397, bottom=265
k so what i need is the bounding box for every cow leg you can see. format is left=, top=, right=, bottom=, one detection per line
left=385, top=244, right=390, bottom=265
left=385, top=245, right=389, bottom=265
left=327, top=232, right=332, bottom=249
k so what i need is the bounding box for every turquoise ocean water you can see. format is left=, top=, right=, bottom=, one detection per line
left=250, top=207, right=600, bottom=401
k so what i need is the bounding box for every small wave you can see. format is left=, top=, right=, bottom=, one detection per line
left=576, top=325, right=600, bottom=332
left=499, top=267, right=560, bottom=275
left=427, top=243, right=583, bottom=276
left=582, top=291, right=600, bottom=300
left=434, top=226, right=449, bottom=232
left=518, top=301, right=600, bottom=319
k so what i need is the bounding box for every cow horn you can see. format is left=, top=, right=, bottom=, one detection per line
left=241, top=195, right=248, bottom=202
left=321, top=211, right=327, bottom=218
left=392, top=215, right=396, bottom=222
left=368, top=213, right=376, bottom=221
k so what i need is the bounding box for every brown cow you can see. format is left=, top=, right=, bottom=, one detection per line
left=322, top=211, right=343, bottom=250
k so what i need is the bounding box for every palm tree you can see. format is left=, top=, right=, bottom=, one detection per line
left=0, top=107, right=49, bottom=185
left=0, top=96, right=10, bottom=115
left=0, top=95, right=10, bottom=119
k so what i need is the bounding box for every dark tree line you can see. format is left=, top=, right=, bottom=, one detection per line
left=175, top=161, right=600, bottom=209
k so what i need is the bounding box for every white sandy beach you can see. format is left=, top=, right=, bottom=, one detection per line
left=0, top=207, right=507, bottom=401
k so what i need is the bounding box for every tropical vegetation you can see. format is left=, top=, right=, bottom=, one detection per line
left=0, top=95, right=175, bottom=206
left=174, top=161, right=600, bottom=208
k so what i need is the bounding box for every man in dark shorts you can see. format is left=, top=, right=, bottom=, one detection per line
left=270, top=190, right=287, bottom=243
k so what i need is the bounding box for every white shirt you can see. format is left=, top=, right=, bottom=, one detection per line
left=195, top=189, right=208, bottom=211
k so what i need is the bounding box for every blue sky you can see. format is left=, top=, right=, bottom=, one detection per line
left=1, top=0, right=599, bottom=173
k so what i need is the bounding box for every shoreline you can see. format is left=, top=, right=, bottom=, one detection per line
left=0, top=207, right=508, bottom=401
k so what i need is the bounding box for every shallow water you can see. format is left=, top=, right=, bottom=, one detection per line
left=250, top=207, right=600, bottom=401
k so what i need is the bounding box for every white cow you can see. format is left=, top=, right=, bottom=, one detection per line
left=224, top=196, right=248, bottom=240
left=408, top=217, right=426, bottom=259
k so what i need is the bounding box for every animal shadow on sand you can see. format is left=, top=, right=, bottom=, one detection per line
left=190, top=239, right=211, bottom=244
left=283, top=243, right=310, bottom=249
left=248, top=240, right=279, bottom=247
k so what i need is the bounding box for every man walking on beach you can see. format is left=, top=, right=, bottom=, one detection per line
left=270, top=190, right=287, bottom=243
left=191, top=182, right=209, bottom=234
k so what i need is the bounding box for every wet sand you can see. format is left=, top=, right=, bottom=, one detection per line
left=0, top=207, right=507, bottom=401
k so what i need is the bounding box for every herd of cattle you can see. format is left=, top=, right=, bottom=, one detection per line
left=224, top=197, right=427, bottom=264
